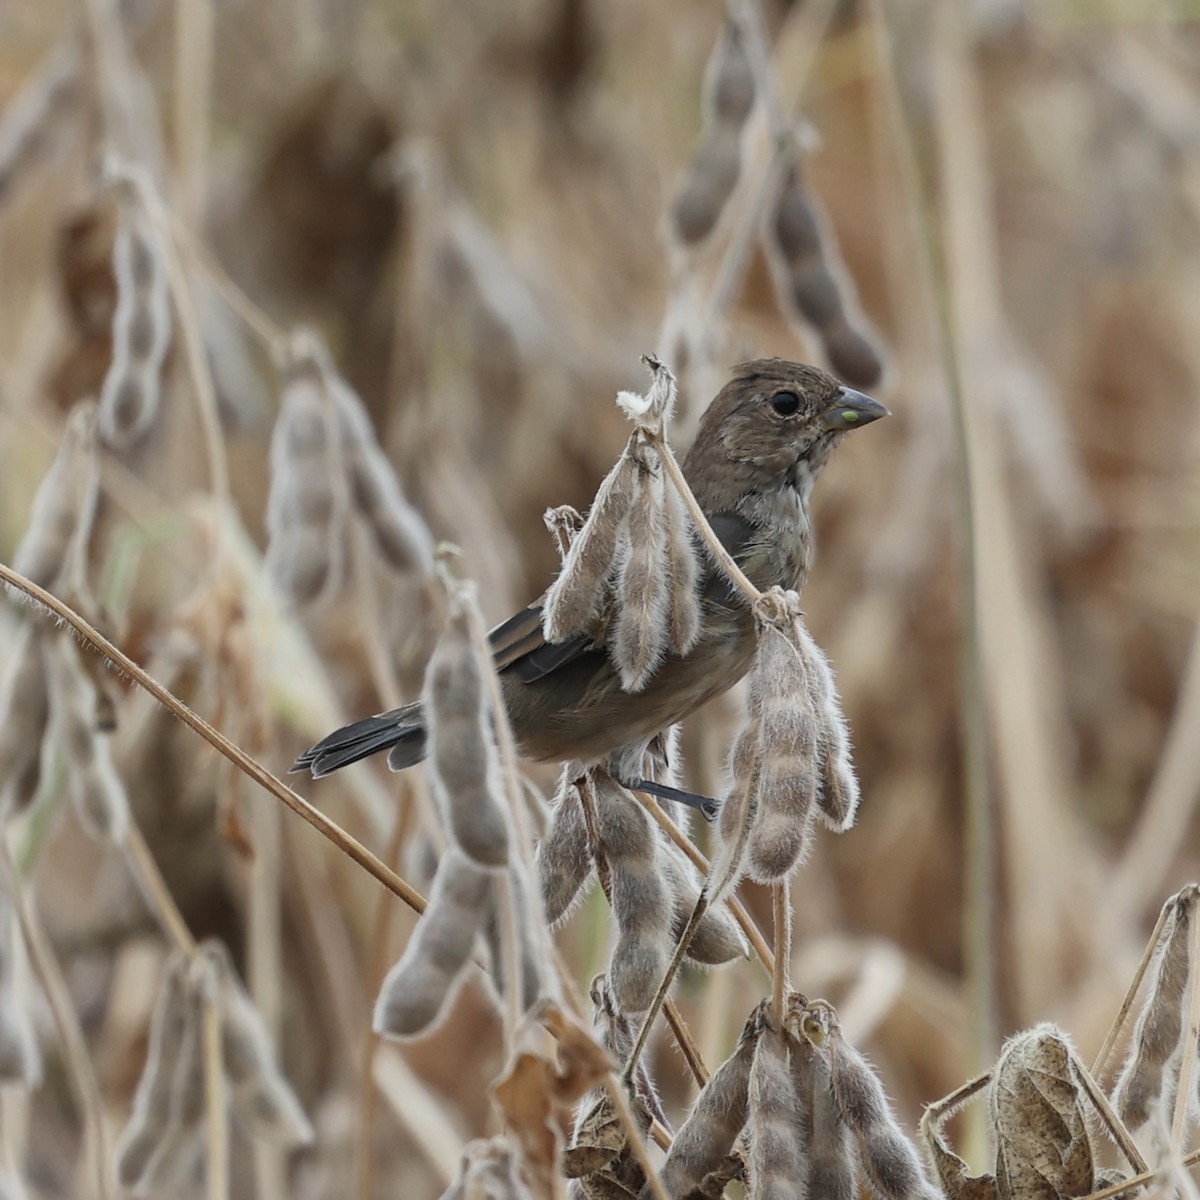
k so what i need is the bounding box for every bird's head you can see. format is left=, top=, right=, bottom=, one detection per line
left=683, top=359, right=888, bottom=509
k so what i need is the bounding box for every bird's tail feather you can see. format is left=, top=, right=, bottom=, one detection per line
left=291, top=702, right=427, bottom=778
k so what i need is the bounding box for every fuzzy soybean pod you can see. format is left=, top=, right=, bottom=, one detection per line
left=612, top=457, right=671, bottom=693
left=590, top=775, right=674, bottom=1014
left=658, top=838, right=748, bottom=966
left=536, top=771, right=594, bottom=927
left=1112, top=887, right=1196, bottom=1130
left=98, top=199, right=172, bottom=448
left=331, top=379, right=433, bottom=577
left=662, top=477, right=702, bottom=658
left=542, top=448, right=639, bottom=643
left=827, top=1027, right=941, bottom=1200
left=11, top=403, right=98, bottom=591
left=0, top=885, right=40, bottom=1087
left=374, top=848, right=492, bottom=1038
left=264, top=358, right=346, bottom=608
left=425, top=586, right=511, bottom=868
left=483, top=857, right=550, bottom=1017
left=47, top=638, right=130, bottom=843
left=116, top=955, right=195, bottom=1192
left=652, top=1005, right=764, bottom=1200
left=0, top=628, right=51, bottom=819
left=794, top=1043, right=855, bottom=1200
left=745, top=601, right=820, bottom=884
left=747, top=1026, right=806, bottom=1199
left=199, top=942, right=313, bottom=1146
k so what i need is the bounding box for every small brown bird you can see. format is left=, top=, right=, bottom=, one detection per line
left=293, top=359, right=886, bottom=804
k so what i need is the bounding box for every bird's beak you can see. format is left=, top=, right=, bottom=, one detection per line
left=821, top=387, right=889, bottom=432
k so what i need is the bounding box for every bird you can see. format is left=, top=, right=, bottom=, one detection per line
left=292, top=358, right=887, bottom=810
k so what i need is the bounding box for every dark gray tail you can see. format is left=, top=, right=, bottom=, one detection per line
left=291, top=702, right=427, bottom=778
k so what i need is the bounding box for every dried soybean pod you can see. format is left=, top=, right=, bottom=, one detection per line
left=662, top=475, right=701, bottom=657
left=652, top=1004, right=764, bottom=1199
left=199, top=942, right=313, bottom=1146
left=543, top=448, right=639, bottom=642
left=374, top=848, right=492, bottom=1038
left=47, top=637, right=130, bottom=843
left=98, top=198, right=171, bottom=448
left=707, top=12, right=755, bottom=124
left=331, top=378, right=433, bottom=577
left=425, top=583, right=511, bottom=868
left=747, top=1026, right=806, bottom=1199
left=0, top=628, right=51, bottom=818
left=448, top=1137, right=534, bottom=1200
left=672, top=122, right=744, bottom=247
left=484, top=857, right=549, bottom=1017
left=536, top=771, right=594, bottom=926
left=659, top=839, right=748, bottom=966
left=796, top=1044, right=855, bottom=1200
left=827, top=1025, right=940, bottom=1200
left=1113, top=887, right=1196, bottom=1130
left=115, top=955, right=194, bottom=1191
left=591, top=775, right=674, bottom=1014
left=264, top=353, right=346, bottom=608
left=800, top=630, right=859, bottom=832
left=612, top=458, right=671, bottom=693
left=11, top=403, right=98, bottom=591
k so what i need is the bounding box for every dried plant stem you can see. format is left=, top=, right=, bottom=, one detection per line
left=123, top=824, right=197, bottom=954
left=203, top=996, right=229, bottom=1200
left=1171, top=906, right=1200, bottom=1150
left=1071, top=1059, right=1147, bottom=1176
left=1082, top=1149, right=1200, bottom=1200
left=350, top=528, right=406, bottom=712
left=664, top=1000, right=709, bottom=1088
left=172, top=0, right=213, bottom=227
left=134, top=180, right=232, bottom=547
left=771, top=882, right=791, bottom=1027
left=654, top=438, right=760, bottom=604
left=623, top=890, right=710, bottom=1085
left=0, top=845, right=113, bottom=1200
left=494, top=871, right=523, bottom=1041
left=1092, top=898, right=1174, bottom=1078
left=0, top=562, right=429, bottom=917
left=604, top=1072, right=670, bottom=1200
left=635, top=790, right=774, bottom=973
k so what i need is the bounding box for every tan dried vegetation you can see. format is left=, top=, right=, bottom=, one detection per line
left=0, top=0, right=1199, bottom=1197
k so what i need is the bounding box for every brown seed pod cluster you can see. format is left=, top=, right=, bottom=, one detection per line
left=46, top=636, right=130, bottom=843
left=265, top=347, right=349, bottom=608
left=670, top=13, right=756, bottom=246
left=0, top=39, right=79, bottom=206
left=715, top=587, right=859, bottom=900
left=117, top=943, right=312, bottom=1192
left=198, top=942, right=314, bottom=1146
left=0, top=881, right=41, bottom=1088
left=536, top=769, right=747, bottom=1016
left=542, top=358, right=701, bottom=692
left=11, top=403, right=99, bottom=592
left=0, top=628, right=52, bottom=820
left=764, top=159, right=885, bottom=389
left=1112, top=884, right=1198, bottom=1131
left=97, top=195, right=172, bottom=449
left=265, top=335, right=432, bottom=608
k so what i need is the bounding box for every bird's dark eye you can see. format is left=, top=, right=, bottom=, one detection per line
left=770, top=390, right=801, bottom=416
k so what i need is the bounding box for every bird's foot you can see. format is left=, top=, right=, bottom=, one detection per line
left=625, top=777, right=719, bottom=823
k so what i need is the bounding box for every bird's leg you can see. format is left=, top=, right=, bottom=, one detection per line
left=625, top=777, right=719, bottom=823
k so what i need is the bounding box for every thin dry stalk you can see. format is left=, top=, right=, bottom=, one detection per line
left=0, top=847, right=112, bottom=1199
left=200, top=973, right=229, bottom=1200
left=771, top=882, right=791, bottom=1028
left=0, top=562, right=430, bottom=916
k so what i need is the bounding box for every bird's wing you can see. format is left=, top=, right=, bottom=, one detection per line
left=487, top=604, right=595, bottom=683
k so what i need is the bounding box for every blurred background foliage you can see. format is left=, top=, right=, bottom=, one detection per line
left=1, top=0, right=1199, bottom=1196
